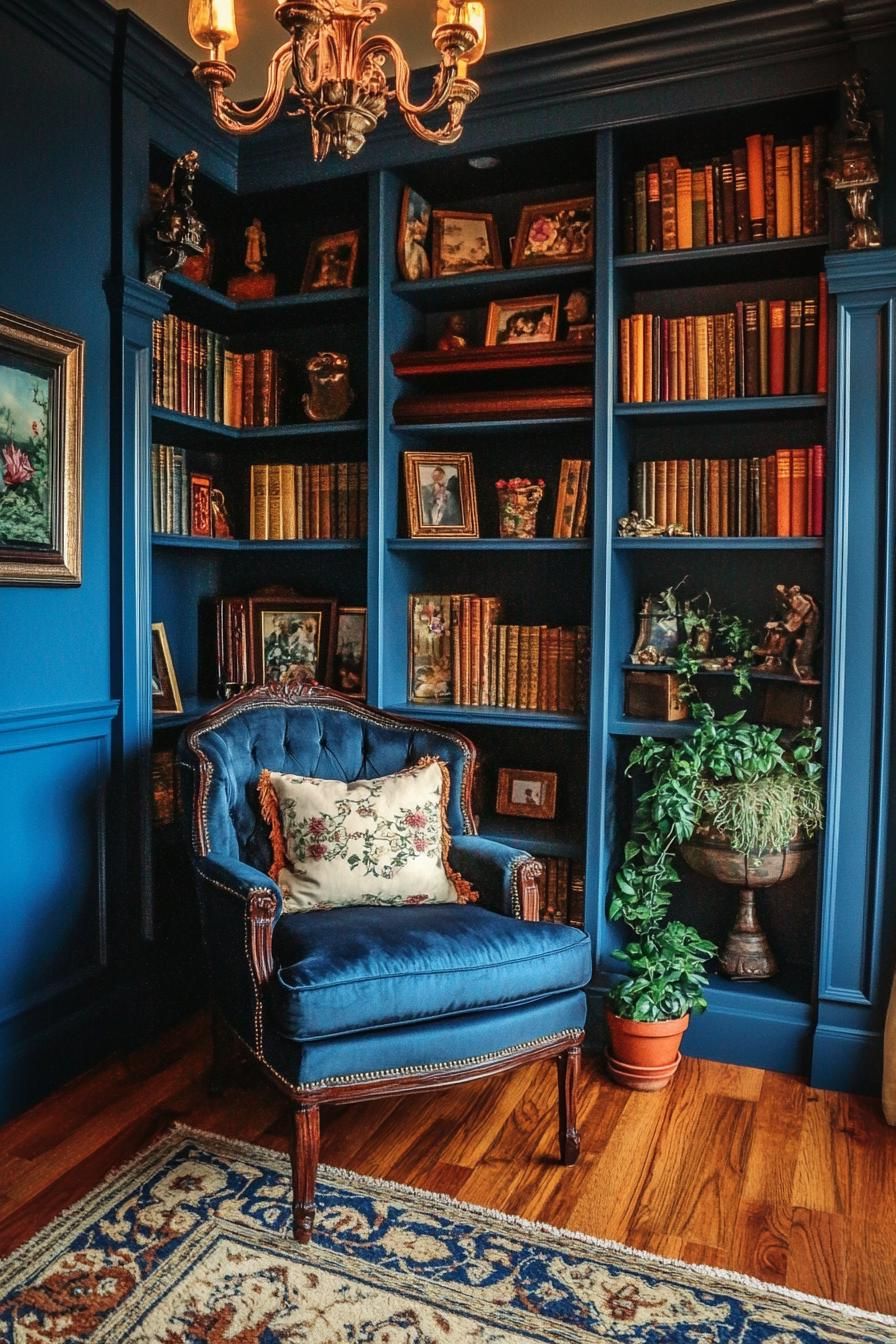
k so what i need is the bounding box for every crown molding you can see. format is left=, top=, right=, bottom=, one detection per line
left=0, top=0, right=116, bottom=83
left=840, top=0, right=896, bottom=40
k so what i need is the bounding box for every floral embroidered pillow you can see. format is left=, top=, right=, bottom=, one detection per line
left=257, top=756, right=476, bottom=914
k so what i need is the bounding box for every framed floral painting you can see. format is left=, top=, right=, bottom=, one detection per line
left=0, top=306, right=83, bottom=584
left=510, top=197, right=594, bottom=268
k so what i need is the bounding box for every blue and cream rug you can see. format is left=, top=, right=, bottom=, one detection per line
left=1, top=1125, right=893, bottom=1342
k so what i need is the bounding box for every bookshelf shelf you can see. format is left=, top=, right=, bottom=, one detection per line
left=164, top=272, right=369, bottom=315
left=612, top=536, right=824, bottom=550
left=388, top=538, right=591, bottom=552
left=151, top=408, right=368, bottom=441
left=384, top=704, right=587, bottom=731
left=392, top=262, right=593, bottom=309
left=615, top=395, right=825, bottom=417
left=152, top=535, right=364, bottom=552
left=622, top=662, right=821, bottom=686
left=615, top=235, right=829, bottom=285
left=478, top=815, right=585, bottom=859
left=609, top=718, right=697, bottom=739
left=391, top=342, right=593, bottom=378
left=391, top=415, right=593, bottom=435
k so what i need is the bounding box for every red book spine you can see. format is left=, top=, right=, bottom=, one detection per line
left=769, top=300, right=787, bottom=397
left=776, top=449, right=792, bottom=537
left=790, top=447, right=809, bottom=536
left=817, top=272, right=828, bottom=395
left=810, top=443, right=825, bottom=536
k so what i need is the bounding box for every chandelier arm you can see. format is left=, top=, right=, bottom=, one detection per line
left=359, top=34, right=454, bottom=118
left=401, top=111, right=465, bottom=145
left=204, top=43, right=294, bottom=134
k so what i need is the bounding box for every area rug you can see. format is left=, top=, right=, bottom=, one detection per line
left=1, top=1126, right=894, bottom=1342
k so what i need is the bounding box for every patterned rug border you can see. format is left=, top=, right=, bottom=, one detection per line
left=3, top=1120, right=894, bottom=1331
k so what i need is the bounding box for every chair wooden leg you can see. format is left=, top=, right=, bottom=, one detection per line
left=208, top=1003, right=236, bottom=1096
left=290, top=1103, right=320, bottom=1242
left=556, top=1045, right=581, bottom=1165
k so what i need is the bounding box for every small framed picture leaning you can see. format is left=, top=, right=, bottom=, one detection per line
left=151, top=623, right=183, bottom=715
left=249, top=596, right=338, bottom=689
left=511, top=197, right=594, bottom=268
left=333, top=606, right=367, bottom=700
left=403, top=451, right=479, bottom=539
left=496, top=767, right=558, bottom=821
left=301, top=230, right=360, bottom=292
left=431, top=209, right=502, bottom=277
left=0, top=305, right=83, bottom=585
left=396, top=186, right=432, bottom=282
left=484, top=294, right=559, bottom=346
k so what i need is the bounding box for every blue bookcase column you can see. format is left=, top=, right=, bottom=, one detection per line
left=812, top=248, right=896, bottom=1092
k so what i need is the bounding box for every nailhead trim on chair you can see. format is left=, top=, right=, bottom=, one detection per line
left=253, top=1027, right=584, bottom=1095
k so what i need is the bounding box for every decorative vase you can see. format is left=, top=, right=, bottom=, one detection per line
left=604, top=1008, right=689, bottom=1091
left=679, top=830, right=814, bottom=980
left=496, top=481, right=544, bottom=538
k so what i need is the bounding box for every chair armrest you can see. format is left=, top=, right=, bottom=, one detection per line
left=448, top=835, right=543, bottom=920
left=193, top=853, right=282, bottom=994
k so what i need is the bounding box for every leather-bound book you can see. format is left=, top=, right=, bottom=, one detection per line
left=790, top=447, right=809, bottom=536
left=280, top=464, right=297, bottom=540
left=810, top=443, right=825, bottom=536
left=496, top=624, right=508, bottom=708
left=732, top=147, right=750, bottom=243
left=505, top=624, right=520, bottom=710
left=749, top=456, right=761, bottom=535
left=704, top=164, right=716, bottom=246
left=558, top=628, right=577, bottom=712
left=708, top=458, right=721, bottom=536
left=713, top=313, right=728, bottom=398
left=469, top=596, right=482, bottom=706
left=535, top=623, right=549, bottom=711
left=676, top=167, right=693, bottom=248
left=322, top=463, right=335, bottom=538
left=654, top=458, right=668, bottom=528
left=653, top=314, right=662, bottom=401
left=668, top=320, right=679, bottom=399
left=726, top=313, right=737, bottom=399
left=294, top=465, right=304, bottom=539
left=758, top=299, right=769, bottom=397
left=816, top=273, right=828, bottom=394
left=528, top=625, right=542, bottom=710
left=619, top=317, right=631, bottom=402
left=787, top=299, right=803, bottom=395
left=721, top=159, right=736, bottom=243
left=801, top=296, right=818, bottom=395
left=739, top=457, right=750, bottom=535
left=241, top=351, right=255, bottom=428
left=769, top=299, right=787, bottom=395
left=695, top=315, right=710, bottom=400
left=776, top=449, right=792, bottom=536
left=734, top=301, right=746, bottom=396
left=660, top=316, right=670, bottom=400
left=251, top=462, right=268, bottom=541
left=701, top=458, right=711, bottom=535
left=230, top=351, right=244, bottom=429
left=676, top=458, right=690, bottom=529
left=800, top=134, right=815, bottom=237
left=634, top=170, right=647, bottom=254
left=775, top=144, right=792, bottom=238
left=692, top=167, right=707, bottom=248
left=572, top=460, right=591, bottom=538
left=719, top=457, right=731, bottom=536
left=667, top=460, right=678, bottom=525
left=643, top=313, right=654, bottom=403
left=759, top=456, right=768, bottom=535
left=256, top=348, right=274, bottom=427
left=659, top=155, right=680, bottom=250
left=685, top=315, right=696, bottom=400
left=790, top=144, right=801, bottom=238
left=745, top=134, right=766, bottom=240
left=711, top=159, right=724, bottom=244
left=762, top=133, right=776, bottom=240
left=743, top=301, right=760, bottom=397
left=336, top=461, right=348, bottom=539
left=546, top=627, right=561, bottom=712
left=631, top=313, right=645, bottom=404
left=646, top=163, right=662, bottom=252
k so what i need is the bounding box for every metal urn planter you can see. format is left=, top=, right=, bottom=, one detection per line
left=679, top=831, right=814, bottom=980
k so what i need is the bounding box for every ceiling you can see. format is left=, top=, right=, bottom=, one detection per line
left=111, top=0, right=730, bottom=97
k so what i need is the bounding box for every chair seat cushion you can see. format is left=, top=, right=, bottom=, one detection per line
left=267, top=903, right=592, bottom=1041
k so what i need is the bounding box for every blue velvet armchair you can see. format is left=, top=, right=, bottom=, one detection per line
left=178, top=684, right=591, bottom=1240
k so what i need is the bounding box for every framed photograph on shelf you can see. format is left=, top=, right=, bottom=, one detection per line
left=249, top=595, right=338, bottom=689
left=301, top=229, right=360, bottom=292
left=496, top=767, right=558, bottom=820
left=0, top=305, right=83, bottom=585
left=396, top=186, right=432, bottom=282
left=151, top=622, right=183, bottom=715
left=408, top=593, right=453, bottom=703
left=333, top=606, right=367, bottom=699
left=510, top=197, right=594, bottom=268
left=431, top=210, right=502, bottom=277
left=403, top=450, right=479, bottom=538
left=484, top=294, right=559, bottom=346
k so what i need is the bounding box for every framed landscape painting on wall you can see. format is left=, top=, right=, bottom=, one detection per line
left=0, top=306, right=83, bottom=584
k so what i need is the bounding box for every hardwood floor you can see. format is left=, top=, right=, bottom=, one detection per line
left=1, top=1014, right=895, bottom=1315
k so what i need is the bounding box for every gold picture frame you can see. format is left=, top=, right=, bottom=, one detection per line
left=431, top=209, right=502, bottom=277
left=510, top=197, right=594, bottom=268
left=403, top=451, right=479, bottom=538
left=301, top=229, right=361, bottom=292
left=484, top=294, right=560, bottom=346
left=0, top=306, right=83, bottom=585
left=496, top=767, right=558, bottom=820
left=151, top=622, right=183, bottom=715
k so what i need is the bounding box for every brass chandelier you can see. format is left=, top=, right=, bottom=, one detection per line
left=187, top=0, right=487, bottom=162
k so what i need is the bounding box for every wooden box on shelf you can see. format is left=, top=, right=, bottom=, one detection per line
left=623, top=669, right=687, bottom=722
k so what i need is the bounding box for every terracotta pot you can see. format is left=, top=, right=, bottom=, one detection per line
left=604, top=1008, right=689, bottom=1091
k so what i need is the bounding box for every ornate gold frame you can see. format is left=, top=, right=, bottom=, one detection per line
left=0, top=306, right=83, bottom=585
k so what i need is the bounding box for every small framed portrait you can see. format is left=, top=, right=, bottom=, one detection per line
left=190, top=472, right=212, bottom=537
left=0, top=306, right=83, bottom=585
left=333, top=606, right=367, bottom=700
left=485, top=294, right=559, bottom=346
left=301, top=230, right=360, bottom=292
left=403, top=451, right=479, bottom=539
left=151, top=622, right=183, bottom=715
left=496, top=768, right=558, bottom=820
left=249, top=596, right=338, bottom=689
left=629, top=596, right=682, bottom=665
left=431, top=210, right=502, bottom=277
left=511, top=197, right=594, bottom=268
left=397, top=186, right=432, bottom=282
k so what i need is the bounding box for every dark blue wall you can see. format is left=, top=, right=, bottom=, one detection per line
left=0, top=6, right=119, bottom=1117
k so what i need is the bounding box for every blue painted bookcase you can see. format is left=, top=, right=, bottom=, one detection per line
left=108, top=0, right=896, bottom=1091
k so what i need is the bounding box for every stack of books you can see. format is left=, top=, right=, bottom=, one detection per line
left=152, top=315, right=281, bottom=427
left=621, top=126, right=828, bottom=254
left=249, top=462, right=368, bottom=540
left=408, top=594, right=589, bottom=713
left=619, top=277, right=827, bottom=402
left=533, top=858, right=585, bottom=927
left=151, top=444, right=189, bottom=535
left=631, top=446, right=825, bottom=537
left=552, top=459, right=591, bottom=538
left=214, top=597, right=254, bottom=694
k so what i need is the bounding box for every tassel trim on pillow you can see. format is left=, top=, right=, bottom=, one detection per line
left=414, top=755, right=478, bottom=904
left=257, top=769, right=288, bottom=881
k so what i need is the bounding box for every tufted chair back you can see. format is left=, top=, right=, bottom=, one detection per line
left=178, top=685, right=476, bottom=873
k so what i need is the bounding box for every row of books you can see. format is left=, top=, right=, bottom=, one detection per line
left=533, top=857, right=585, bottom=927
left=618, top=281, right=827, bottom=403
left=151, top=444, right=190, bottom=535
left=249, top=462, right=368, bottom=540
left=553, top=459, right=591, bottom=538
left=621, top=126, right=828, bottom=254
left=630, top=446, right=825, bottom=538
left=408, top=594, right=589, bottom=712
left=215, top=596, right=260, bottom=693
left=151, top=315, right=281, bottom=427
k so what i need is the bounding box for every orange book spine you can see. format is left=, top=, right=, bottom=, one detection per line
left=774, top=145, right=792, bottom=239
left=675, top=167, right=693, bottom=249
left=572, top=460, right=591, bottom=538
left=469, top=597, right=482, bottom=707
left=619, top=318, right=631, bottom=402
left=708, top=459, right=721, bottom=536
left=776, top=449, right=792, bottom=536
left=718, top=458, right=730, bottom=537
left=745, top=133, right=767, bottom=240
left=790, top=447, right=808, bottom=536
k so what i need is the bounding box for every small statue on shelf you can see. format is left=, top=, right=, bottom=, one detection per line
left=617, top=510, right=692, bottom=538
left=824, top=71, right=882, bottom=250
left=564, top=289, right=594, bottom=344
left=753, top=584, right=820, bottom=681
left=302, top=352, right=355, bottom=422
left=436, top=313, right=468, bottom=351
left=210, top=488, right=233, bottom=539
left=227, top=216, right=277, bottom=300
left=143, top=149, right=206, bottom=289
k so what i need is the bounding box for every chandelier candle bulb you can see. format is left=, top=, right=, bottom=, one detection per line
left=187, top=0, right=238, bottom=58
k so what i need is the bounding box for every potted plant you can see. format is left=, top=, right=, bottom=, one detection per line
left=607, top=702, right=823, bottom=1090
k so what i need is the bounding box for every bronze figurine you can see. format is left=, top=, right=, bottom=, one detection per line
left=753, top=584, right=820, bottom=681
left=824, top=72, right=882, bottom=250
left=302, top=352, right=356, bottom=422
left=144, top=150, right=207, bottom=289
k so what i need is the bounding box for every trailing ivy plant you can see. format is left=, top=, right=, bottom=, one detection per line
left=608, top=703, right=824, bottom=1023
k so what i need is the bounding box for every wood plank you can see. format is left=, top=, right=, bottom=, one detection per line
left=740, top=1068, right=806, bottom=1206
left=791, top=1088, right=852, bottom=1215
